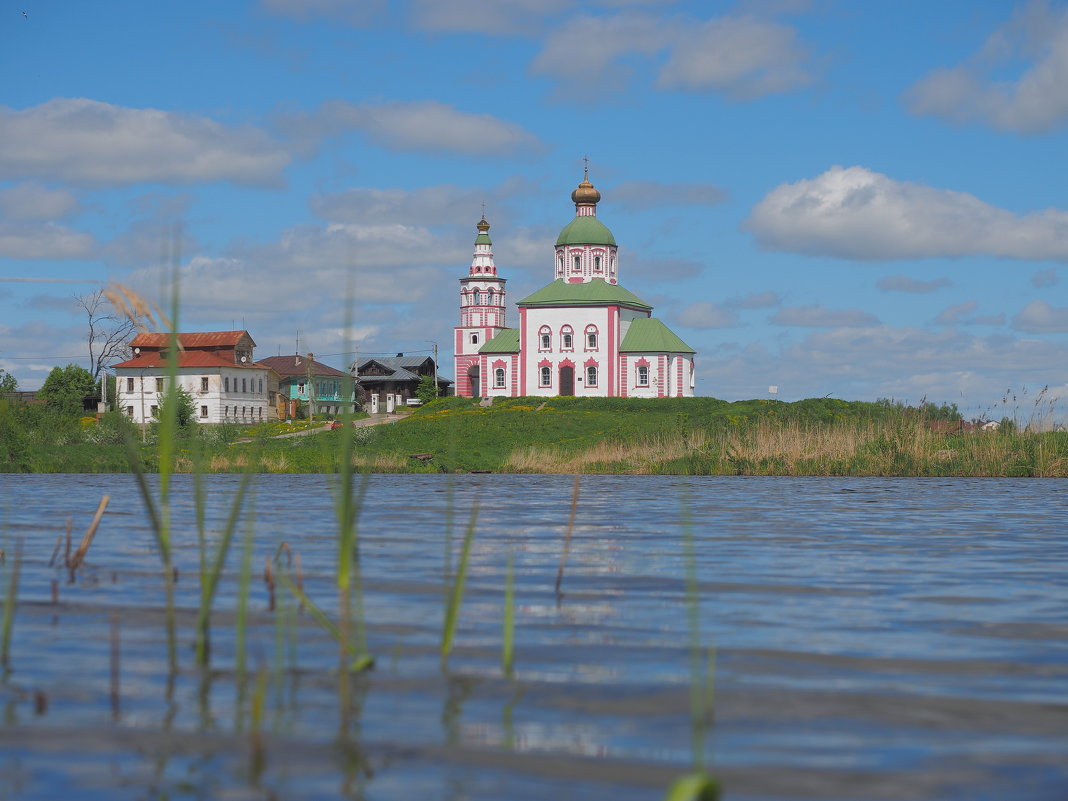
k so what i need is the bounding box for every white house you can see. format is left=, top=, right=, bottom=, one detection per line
left=113, top=330, right=278, bottom=424
left=454, top=170, right=696, bottom=398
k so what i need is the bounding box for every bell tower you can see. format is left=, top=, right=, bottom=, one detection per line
left=454, top=214, right=507, bottom=397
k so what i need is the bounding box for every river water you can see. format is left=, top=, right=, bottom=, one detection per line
left=0, top=474, right=1065, bottom=800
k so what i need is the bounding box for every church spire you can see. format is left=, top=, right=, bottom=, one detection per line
left=469, top=213, right=496, bottom=276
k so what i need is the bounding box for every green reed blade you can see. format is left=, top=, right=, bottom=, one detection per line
left=235, top=490, right=255, bottom=681
left=441, top=501, right=479, bottom=660
left=279, top=572, right=374, bottom=672
left=662, top=772, right=720, bottom=801
left=195, top=467, right=254, bottom=667
left=1, top=539, right=22, bottom=671
left=502, top=549, right=515, bottom=677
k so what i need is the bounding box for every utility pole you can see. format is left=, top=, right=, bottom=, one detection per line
left=306, top=352, right=315, bottom=423
left=432, top=342, right=439, bottom=397
left=351, top=344, right=359, bottom=415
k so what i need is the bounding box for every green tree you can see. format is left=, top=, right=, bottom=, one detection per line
left=154, top=385, right=198, bottom=429
left=0, top=369, right=17, bottom=394
left=415, top=374, right=438, bottom=405
left=38, top=364, right=96, bottom=417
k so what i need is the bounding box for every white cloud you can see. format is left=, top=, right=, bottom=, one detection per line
left=0, top=182, right=79, bottom=221
left=1012, top=300, right=1068, bottom=333
left=658, top=15, right=810, bottom=97
left=609, top=180, right=727, bottom=210
left=934, top=301, right=977, bottom=325
left=625, top=256, right=704, bottom=281
left=531, top=11, right=810, bottom=98
left=877, top=274, right=952, bottom=293
left=1032, top=268, right=1059, bottom=287
left=745, top=165, right=1068, bottom=261
left=0, top=99, right=290, bottom=187
left=904, top=1, right=1068, bottom=134
left=770, top=304, right=880, bottom=327
left=678, top=301, right=739, bottom=329
left=278, top=100, right=542, bottom=156
left=0, top=222, right=95, bottom=259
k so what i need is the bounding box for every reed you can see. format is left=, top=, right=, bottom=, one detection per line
left=441, top=502, right=479, bottom=662
left=235, top=492, right=256, bottom=683
left=502, top=549, right=515, bottom=678
left=554, top=475, right=581, bottom=596
left=0, top=539, right=22, bottom=671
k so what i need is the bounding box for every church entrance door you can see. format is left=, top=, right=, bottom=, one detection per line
left=559, top=365, right=574, bottom=396
left=468, top=366, right=481, bottom=397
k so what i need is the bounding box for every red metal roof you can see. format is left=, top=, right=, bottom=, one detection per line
left=128, top=330, right=254, bottom=349
left=113, top=352, right=270, bottom=370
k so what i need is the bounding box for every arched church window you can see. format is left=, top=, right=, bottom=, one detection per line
left=572, top=254, right=581, bottom=272
left=586, top=365, right=597, bottom=386
left=474, top=290, right=481, bottom=305
left=594, top=255, right=602, bottom=272
left=539, top=326, right=551, bottom=351
left=539, top=366, right=551, bottom=387
left=585, top=326, right=598, bottom=349
left=470, top=333, right=479, bottom=345
left=494, top=368, right=505, bottom=388
left=561, top=325, right=574, bottom=350
left=637, top=365, right=649, bottom=386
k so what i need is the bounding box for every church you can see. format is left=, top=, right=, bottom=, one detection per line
left=454, top=170, right=696, bottom=398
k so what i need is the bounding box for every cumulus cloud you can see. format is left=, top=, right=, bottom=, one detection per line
left=531, top=12, right=810, bottom=98
left=626, top=256, right=704, bottom=281
left=609, top=180, right=727, bottom=211
left=770, top=304, right=879, bottom=327
left=745, top=165, right=1068, bottom=261
left=277, top=100, right=541, bottom=156
left=933, top=301, right=1005, bottom=327
left=0, top=222, right=95, bottom=259
left=904, top=1, right=1068, bottom=134
left=678, top=301, right=739, bottom=329
left=0, top=99, right=290, bottom=187
left=1032, top=267, right=1059, bottom=287
left=877, top=274, right=952, bottom=293
left=0, top=182, right=79, bottom=221
left=1012, top=299, right=1068, bottom=332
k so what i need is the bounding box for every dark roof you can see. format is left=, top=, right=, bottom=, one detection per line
left=356, top=356, right=452, bottom=385
left=259, top=355, right=349, bottom=379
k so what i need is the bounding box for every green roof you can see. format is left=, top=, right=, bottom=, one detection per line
left=555, top=216, right=616, bottom=246
left=479, top=328, right=520, bottom=353
left=517, top=279, right=651, bottom=310
left=475, top=233, right=491, bottom=245
left=619, top=317, right=695, bottom=354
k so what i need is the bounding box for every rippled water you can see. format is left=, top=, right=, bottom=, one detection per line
left=0, top=474, right=1066, bottom=800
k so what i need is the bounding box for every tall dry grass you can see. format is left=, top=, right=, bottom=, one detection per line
left=504, top=419, right=1068, bottom=477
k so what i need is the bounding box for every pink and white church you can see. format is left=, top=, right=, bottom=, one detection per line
left=454, top=171, right=696, bottom=398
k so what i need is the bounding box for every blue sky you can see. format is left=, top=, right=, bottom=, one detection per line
left=2, top=0, right=1067, bottom=420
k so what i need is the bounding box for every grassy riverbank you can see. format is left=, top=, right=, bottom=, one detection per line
left=5, top=395, right=1065, bottom=476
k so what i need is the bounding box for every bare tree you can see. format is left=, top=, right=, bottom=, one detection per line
left=77, top=289, right=137, bottom=379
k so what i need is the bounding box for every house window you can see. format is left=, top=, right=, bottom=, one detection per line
left=201, top=377, right=209, bottom=392
left=126, top=377, right=134, bottom=392
left=258, top=379, right=263, bottom=394
left=637, top=365, right=649, bottom=386
left=155, top=377, right=163, bottom=392
left=539, top=326, right=551, bottom=351
left=224, top=406, right=229, bottom=417
left=126, top=405, right=133, bottom=417
left=594, top=255, right=602, bottom=271
left=586, top=327, right=598, bottom=349
left=471, top=333, right=479, bottom=345
left=586, top=366, right=597, bottom=386
left=200, top=405, right=208, bottom=418
left=539, top=366, right=551, bottom=387
left=150, top=404, right=159, bottom=417
left=297, top=381, right=305, bottom=394
left=242, top=378, right=247, bottom=393
left=572, top=254, right=580, bottom=271
left=224, top=377, right=229, bottom=392
left=259, top=408, right=263, bottom=421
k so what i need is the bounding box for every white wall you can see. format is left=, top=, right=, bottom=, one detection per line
left=116, top=367, right=271, bottom=424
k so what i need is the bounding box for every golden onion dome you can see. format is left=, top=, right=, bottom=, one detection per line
left=571, top=169, right=601, bottom=205
left=476, top=215, right=490, bottom=232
